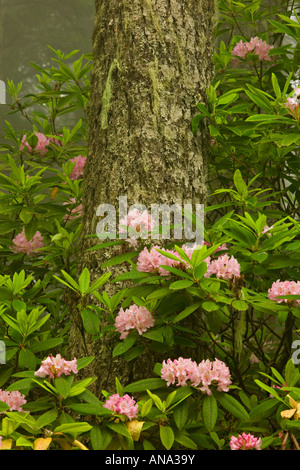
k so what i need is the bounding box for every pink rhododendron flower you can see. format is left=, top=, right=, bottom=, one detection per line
left=69, top=155, right=87, bottom=180
left=231, top=37, right=273, bottom=62
left=49, top=135, right=63, bottom=147
left=11, top=230, right=44, bottom=256
left=34, top=354, right=78, bottom=379
left=119, top=208, right=155, bottom=245
left=20, top=132, right=50, bottom=155
left=103, top=393, right=138, bottom=420
left=161, top=357, right=201, bottom=387
left=137, top=245, right=179, bottom=276
left=197, top=358, right=232, bottom=395
left=261, top=225, right=273, bottom=235
left=115, top=304, right=155, bottom=339
left=0, top=389, right=27, bottom=412
left=206, top=254, right=240, bottom=280
left=230, top=433, right=262, bottom=450
left=268, top=279, right=300, bottom=305
left=161, top=357, right=231, bottom=395
left=63, top=198, right=83, bottom=221
left=284, top=87, right=300, bottom=119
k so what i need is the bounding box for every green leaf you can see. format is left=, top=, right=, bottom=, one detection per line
left=101, top=251, right=138, bottom=269
left=0, top=400, right=10, bottom=412
left=90, top=424, right=104, bottom=450
left=173, top=399, right=189, bottom=430
left=246, top=114, right=292, bottom=124
left=36, top=409, right=58, bottom=428
left=203, top=394, right=218, bottom=432
left=245, top=85, right=274, bottom=113
left=141, top=398, right=153, bottom=417
left=54, top=377, right=71, bottom=399
left=172, top=301, right=202, bottom=323
left=254, top=379, right=286, bottom=404
left=76, top=356, right=95, bottom=371
left=233, top=169, right=248, bottom=197
left=78, top=267, right=90, bottom=294
left=160, top=426, right=174, bottom=450
left=54, top=422, right=93, bottom=435
left=174, top=431, right=197, bottom=450
left=87, top=272, right=111, bottom=293
left=202, top=300, right=219, bottom=312
left=123, top=378, right=166, bottom=393
left=112, top=335, right=137, bottom=357
left=249, top=399, right=279, bottom=422
left=271, top=73, right=281, bottom=98
left=194, top=262, right=208, bottom=279
left=115, top=377, right=123, bottom=396
left=231, top=300, right=248, bottom=311
left=30, top=338, right=64, bottom=353
left=147, top=287, right=171, bottom=300
left=105, top=421, right=132, bottom=439
left=146, top=390, right=164, bottom=411
left=214, top=392, right=250, bottom=421
left=67, top=403, right=113, bottom=417
left=169, top=279, right=194, bottom=290
left=81, top=308, right=100, bottom=336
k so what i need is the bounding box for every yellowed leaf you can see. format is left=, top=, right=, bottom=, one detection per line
left=281, top=409, right=296, bottom=419
left=53, top=437, right=72, bottom=450
left=288, top=394, right=298, bottom=410
left=0, top=439, right=13, bottom=450
left=33, top=437, right=52, bottom=450
left=72, top=439, right=89, bottom=450
left=126, top=420, right=144, bottom=441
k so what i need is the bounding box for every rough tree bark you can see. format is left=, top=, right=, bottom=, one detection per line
left=69, top=0, right=215, bottom=396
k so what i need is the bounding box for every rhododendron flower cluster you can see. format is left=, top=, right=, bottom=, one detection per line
left=103, top=393, right=138, bottom=420
left=137, top=245, right=179, bottom=276
left=115, top=304, right=155, bottom=339
left=11, top=229, right=44, bottom=256
left=119, top=208, right=155, bottom=245
left=69, top=155, right=87, bottom=180
left=0, top=389, right=27, bottom=412
left=34, top=354, right=78, bottom=379
left=230, top=433, right=262, bottom=450
left=268, top=279, right=300, bottom=304
left=161, top=357, right=231, bottom=395
left=20, top=132, right=50, bottom=155
left=231, top=36, right=273, bottom=61
left=206, top=254, right=240, bottom=280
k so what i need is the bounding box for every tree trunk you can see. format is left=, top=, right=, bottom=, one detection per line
left=70, top=0, right=215, bottom=396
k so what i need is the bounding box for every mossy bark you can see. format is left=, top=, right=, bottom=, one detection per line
left=69, top=0, right=215, bottom=396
